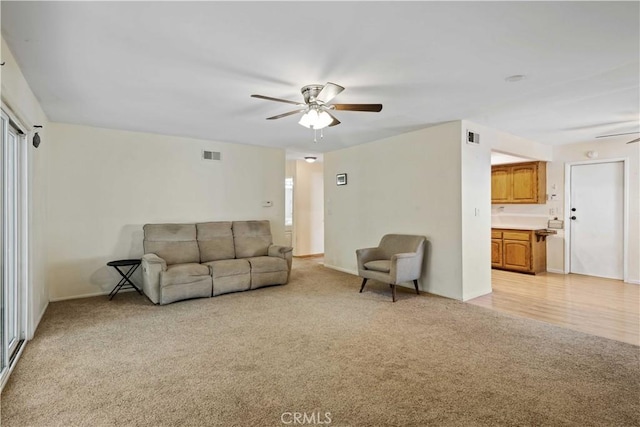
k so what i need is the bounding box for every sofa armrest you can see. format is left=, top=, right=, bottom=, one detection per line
left=268, top=245, right=293, bottom=257
left=142, top=253, right=167, bottom=269
left=141, top=253, right=167, bottom=304
left=390, top=252, right=422, bottom=284
left=356, top=247, right=384, bottom=271
left=268, top=245, right=293, bottom=277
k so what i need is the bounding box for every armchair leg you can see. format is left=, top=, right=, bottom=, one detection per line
left=359, top=278, right=368, bottom=293
left=391, top=284, right=397, bottom=302
left=413, top=280, right=420, bottom=295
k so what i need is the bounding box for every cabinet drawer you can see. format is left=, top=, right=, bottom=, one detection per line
left=503, top=231, right=530, bottom=241
left=491, top=230, right=503, bottom=239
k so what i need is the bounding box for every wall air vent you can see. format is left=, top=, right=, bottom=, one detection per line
left=466, top=131, right=480, bottom=145
left=202, top=150, right=221, bottom=161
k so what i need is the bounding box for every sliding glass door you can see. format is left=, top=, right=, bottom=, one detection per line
left=1, top=109, right=26, bottom=384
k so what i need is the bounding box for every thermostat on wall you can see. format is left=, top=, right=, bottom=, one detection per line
left=262, top=201, right=273, bottom=207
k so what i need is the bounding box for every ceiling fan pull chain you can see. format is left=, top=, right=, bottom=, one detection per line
left=313, top=128, right=317, bottom=143
left=321, top=128, right=324, bottom=140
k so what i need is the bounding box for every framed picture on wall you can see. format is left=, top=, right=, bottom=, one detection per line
left=336, top=173, right=347, bottom=186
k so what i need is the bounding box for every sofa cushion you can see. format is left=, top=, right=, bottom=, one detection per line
left=248, top=256, right=289, bottom=289
left=197, top=221, right=235, bottom=262
left=160, top=279, right=212, bottom=305
left=144, top=224, right=200, bottom=265
left=204, top=259, right=251, bottom=296
left=233, top=221, right=273, bottom=258
left=204, top=258, right=250, bottom=278
left=364, top=260, right=391, bottom=273
left=160, top=263, right=211, bottom=287
left=246, top=256, right=288, bottom=273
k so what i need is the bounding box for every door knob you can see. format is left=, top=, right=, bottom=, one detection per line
left=571, top=208, right=576, bottom=212
left=571, top=216, right=577, bottom=220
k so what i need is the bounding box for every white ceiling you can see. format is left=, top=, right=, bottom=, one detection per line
left=2, top=2, right=638, bottom=156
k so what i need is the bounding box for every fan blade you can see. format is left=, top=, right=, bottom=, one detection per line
left=326, top=111, right=341, bottom=127
left=596, top=131, right=640, bottom=138
left=332, top=104, right=383, bottom=112
left=316, top=82, right=345, bottom=104
left=627, top=138, right=640, bottom=144
left=251, top=94, right=303, bottom=106
left=266, top=109, right=307, bottom=120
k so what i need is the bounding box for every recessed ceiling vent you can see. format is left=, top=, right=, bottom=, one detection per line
left=202, top=150, right=221, bottom=161
left=466, top=131, right=480, bottom=145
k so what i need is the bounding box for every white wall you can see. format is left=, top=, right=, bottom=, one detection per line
left=292, top=160, right=324, bottom=256
left=551, top=140, right=639, bottom=283
left=47, top=123, right=285, bottom=300
left=324, top=121, right=492, bottom=301
left=461, top=121, right=492, bottom=300
left=1, top=38, right=50, bottom=337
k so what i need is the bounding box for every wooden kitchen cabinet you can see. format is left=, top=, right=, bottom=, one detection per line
left=491, top=239, right=503, bottom=267
left=491, top=230, right=503, bottom=267
left=503, top=240, right=531, bottom=271
left=491, top=228, right=546, bottom=274
left=491, top=167, right=510, bottom=203
left=491, top=161, right=546, bottom=204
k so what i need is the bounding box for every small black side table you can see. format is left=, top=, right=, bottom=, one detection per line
left=107, top=259, right=142, bottom=300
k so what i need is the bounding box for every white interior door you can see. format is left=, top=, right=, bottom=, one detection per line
left=569, top=161, right=624, bottom=279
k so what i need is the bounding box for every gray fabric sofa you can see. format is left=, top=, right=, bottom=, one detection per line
left=141, top=220, right=292, bottom=305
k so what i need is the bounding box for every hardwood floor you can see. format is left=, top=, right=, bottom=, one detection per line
left=468, top=270, right=639, bottom=346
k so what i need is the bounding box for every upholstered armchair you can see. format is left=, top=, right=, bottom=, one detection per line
left=356, top=234, right=427, bottom=302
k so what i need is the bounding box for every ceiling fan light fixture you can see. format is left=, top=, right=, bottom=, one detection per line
left=298, top=109, right=315, bottom=128
left=315, top=110, right=333, bottom=129
left=298, top=108, right=332, bottom=130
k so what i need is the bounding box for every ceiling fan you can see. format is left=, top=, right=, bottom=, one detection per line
left=596, top=131, right=639, bottom=144
left=251, top=82, right=382, bottom=130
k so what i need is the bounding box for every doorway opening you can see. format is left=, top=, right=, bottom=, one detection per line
left=285, top=156, right=324, bottom=258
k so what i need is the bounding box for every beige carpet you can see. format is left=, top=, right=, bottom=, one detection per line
left=2, top=259, right=638, bottom=426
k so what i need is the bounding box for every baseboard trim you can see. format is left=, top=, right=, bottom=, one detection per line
left=625, top=279, right=639, bottom=285
left=546, top=269, right=566, bottom=274
left=294, top=253, right=324, bottom=258
left=49, top=288, right=138, bottom=302
left=462, top=289, right=492, bottom=301
left=33, top=301, right=49, bottom=335
left=323, top=264, right=357, bottom=276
